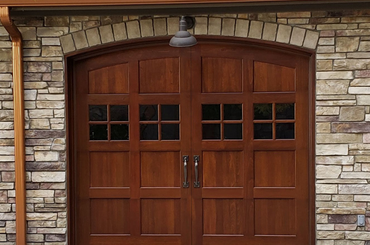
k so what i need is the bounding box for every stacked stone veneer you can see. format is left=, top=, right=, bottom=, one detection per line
left=0, top=11, right=370, bottom=244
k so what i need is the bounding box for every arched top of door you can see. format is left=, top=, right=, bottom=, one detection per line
left=61, top=16, right=319, bottom=60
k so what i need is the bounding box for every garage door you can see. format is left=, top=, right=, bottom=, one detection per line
left=72, top=39, right=313, bottom=245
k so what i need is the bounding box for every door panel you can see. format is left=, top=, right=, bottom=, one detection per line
left=253, top=61, right=296, bottom=92
left=89, top=63, right=129, bottom=94
left=73, top=41, right=312, bottom=245
left=201, top=57, right=243, bottom=93
left=190, top=43, right=310, bottom=245
left=139, top=57, right=180, bottom=93
left=75, top=45, right=192, bottom=245
left=202, top=151, right=243, bottom=187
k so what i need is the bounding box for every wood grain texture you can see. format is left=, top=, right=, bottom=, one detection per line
left=90, top=199, right=130, bottom=234
left=90, top=152, right=130, bottom=187
left=203, top=199, right=244, bottom=235
left=254, top=199, right=296, bottom=235
left=89, top=63, right=129, bottom=94
left=202, top=57, right=242, bottom=93
left=141, top=199, right=181, bottom=234
left=202, top=151, right=243, bottom=187
left=253, top=61, right=295, bottom=92
left=141, top=151, right=180, bottom=187
left=139, top=58, right=180, bottom=93
left=254, top=150, right=295, bottom=187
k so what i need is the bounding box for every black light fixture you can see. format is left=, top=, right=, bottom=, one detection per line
left=169, top=16, right=197, bottom=47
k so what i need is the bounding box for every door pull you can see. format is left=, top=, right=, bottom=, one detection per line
left=183, top=155, right=189, bottom=188
left=194, top=155, right=200, bottom=188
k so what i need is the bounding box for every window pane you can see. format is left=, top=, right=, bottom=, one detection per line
left=140, top=105, right=158, bottom=121
left=161, top=105, right=179, bottom=121
left=111, top=124, right=129, bottom=140
left=90, top=124, right=108, bottom=140
left=224, top=104, right=242, bottom=120
left=140, top=124, right=158, bottom=140
left=111, top=105, right=128, bottom=121
left=224, top=123, right=242, bottom=139
left=254, top=123, right=272, bottom=139
left=254, top=104, right=272, bottom=120
left=202, top=124, right=221, bottom=139
left=89, top=105, right=107, bottom=121
left=161, top=124, right=179, bottom=140
left=276, top=103, right=294, bottom=120
left=202, top=104, right=220, bottom=120
left=276, top=123, right=295, bottom=139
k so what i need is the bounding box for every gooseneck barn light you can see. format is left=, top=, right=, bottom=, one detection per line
left=169, top=16, right=197, bottom=47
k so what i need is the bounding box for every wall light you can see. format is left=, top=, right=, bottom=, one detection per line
left=169, top=16, right=197, bottom=47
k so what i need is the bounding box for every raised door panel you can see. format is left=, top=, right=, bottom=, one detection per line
left=90, top=152, right=130, bottom=187
left=139, top=58, right=180, bottom=93
left=254, top=199, right=296, bottom=235
left=141, top=199, right=181, bottom=234
left=89, top=63, right=129, bottom=94
left=254, top=150, right=295, bottom=187
left=203, top=151, right=243, bottom=187
left=201, top=57, right=243, bottom=93
left=90, top=199, right=130, bottom=234
left=253, top=61, right=296, bottom=92
left=141, top=151, right=181, bottom=187
left=203, top=199, right=245, bottom=235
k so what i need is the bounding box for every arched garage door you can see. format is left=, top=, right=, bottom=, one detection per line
left=70, top=38, right=313, bottom=245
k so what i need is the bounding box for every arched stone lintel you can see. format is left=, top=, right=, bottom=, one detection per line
left=60, top=17, right=319, bottom=54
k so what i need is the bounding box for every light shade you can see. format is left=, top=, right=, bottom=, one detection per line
left=169, top=16, right=197, bottom=47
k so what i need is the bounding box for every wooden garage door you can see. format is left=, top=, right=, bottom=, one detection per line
left=72, top=40, right=312, bottom=245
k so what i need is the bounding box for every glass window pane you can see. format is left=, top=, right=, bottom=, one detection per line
left=202, top=124, right=221, bottom=139
left=254, top=104, right=272, bottom=120
left=276, top=103, right=295, bottom=120
left=202, top=104, right=220, bottom=120
left=161, top=105, right=179, bottom=121
left=111, top=105, right=128, bottom=121
left=89, top=105, right=107, bottom=121
left=224, top=104, right=242, bottom=120
left=140, top=105, right=158, bottom=121
left=90, top=124, right=108, bottom=140
left=276, top=123, right=295, bottom=139
left=161, top=124, right=179, bottom=140
left=254, top=123, right=272, bottom=139
left=140, top=124, right=158, bottom=140
left=224, top=123, right=242, bottom=139
left=111, top=124, right=129, bottom=140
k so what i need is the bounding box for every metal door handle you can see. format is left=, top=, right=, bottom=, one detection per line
left=183, top=155, right=189, bottom=188
left=194, top=155, right=200, bottom=188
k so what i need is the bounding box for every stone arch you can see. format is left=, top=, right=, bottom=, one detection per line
left=59, top=16, right=320, bottom=54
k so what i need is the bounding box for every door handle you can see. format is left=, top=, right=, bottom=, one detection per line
left=194, top=155, right=200, bottom=188
left=183, top=155, right=189, bottom=188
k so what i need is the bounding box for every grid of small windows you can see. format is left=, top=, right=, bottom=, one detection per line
left=140, top=104, right=180, bottom=140
left=253, top=103, right=295, bottom=140
left=202, top=104, right=243, bottom=140
left=89, top=105, right=129, bottom=141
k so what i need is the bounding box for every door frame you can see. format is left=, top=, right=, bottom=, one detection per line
left=65, top=36, right=316, bottom=245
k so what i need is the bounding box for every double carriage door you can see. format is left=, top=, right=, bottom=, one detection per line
left=74, top=42, right=311, bottom=245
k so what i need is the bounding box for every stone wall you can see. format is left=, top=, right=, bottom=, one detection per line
left=0, top=10, right=370, bottom=244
